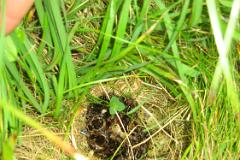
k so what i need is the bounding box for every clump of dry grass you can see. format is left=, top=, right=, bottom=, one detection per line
left=15, top=109, right=67, bottom=160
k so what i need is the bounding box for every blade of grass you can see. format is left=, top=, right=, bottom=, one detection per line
left=111, top=0, right=131, bottom=58
left=6, top=63, right=42, bottom=112
left=96, top=0, right=118, bottom=65
left=39, top=0, right=78, bottom=117
left=0, top=0, right=9, bottom=157
left=64, top=75, right=141, bottom=94
left=44, top=0, right=78, bottom=94
left=0, top=2, right=19, bottom=158
left=190, top=0, right=203, bottom=26
left=206, top=0, right=240, bottom=114
left=9, top=31, right=49, bottom=113
left=67, top=0, right=90, bottom=19
left=164, top=0, right=191, bottom=52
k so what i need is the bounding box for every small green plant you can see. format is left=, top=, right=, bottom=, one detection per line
left=109, top=96, right=126, bottom=116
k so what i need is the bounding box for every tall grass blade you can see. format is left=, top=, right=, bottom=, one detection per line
left=97, top=0, right=118, bottom=65
left=207, top=0, right=240, bottom=114
left=111, top=0, right=131, bottom=58
left=190, top=0, right=203, bottom=26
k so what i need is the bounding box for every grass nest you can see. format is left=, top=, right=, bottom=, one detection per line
left=15, top=77, right=191, bottom=159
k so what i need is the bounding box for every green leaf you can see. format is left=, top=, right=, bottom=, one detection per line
left=5, top=36, right=18, bottom=62
left=109, top=96, right=126, bottom=115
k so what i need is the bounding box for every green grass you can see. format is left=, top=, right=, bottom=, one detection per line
left=0, top=0, right=240, bottom=159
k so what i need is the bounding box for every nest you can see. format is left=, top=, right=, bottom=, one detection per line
left=85, top=95, right=149, bottom=159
